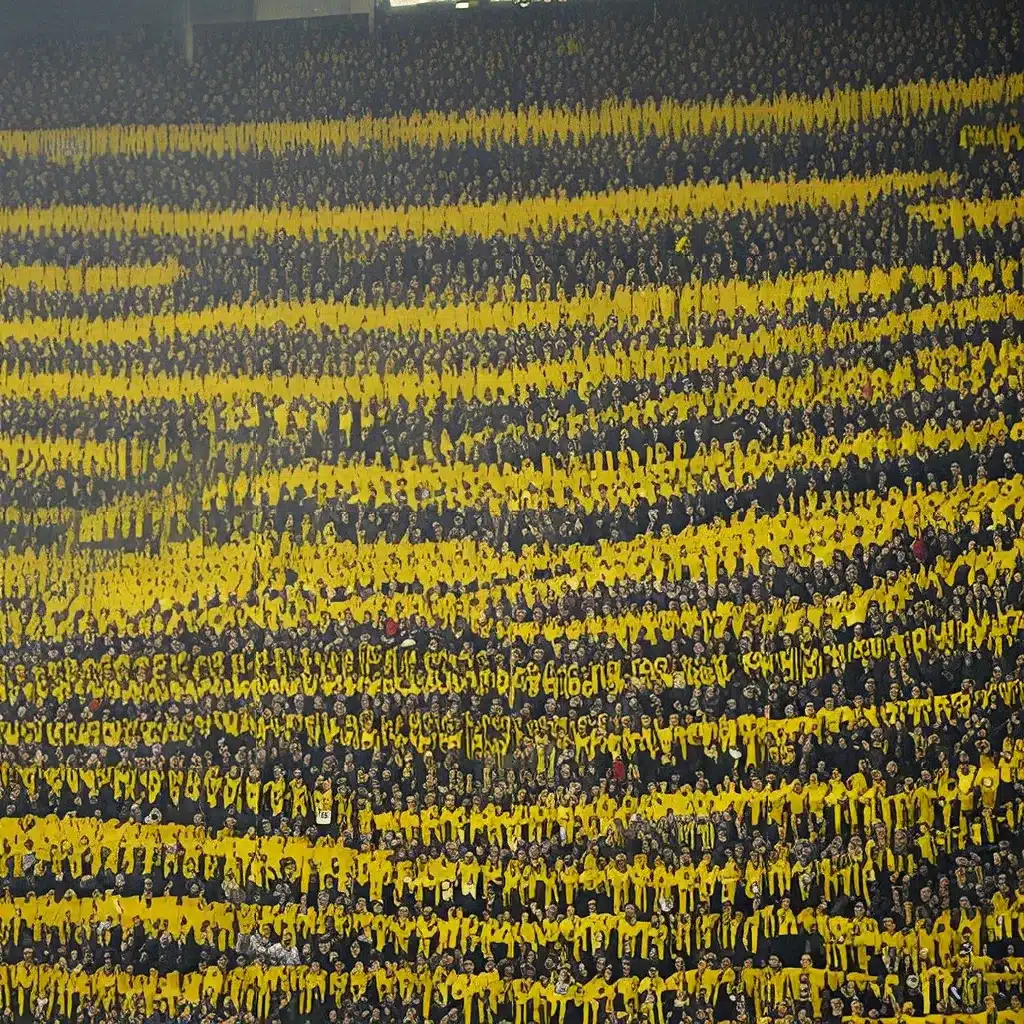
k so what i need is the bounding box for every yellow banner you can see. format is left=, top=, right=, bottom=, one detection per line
left=0, top=72, right=1018, bottom=158
left=0, top=170, right=950, bottom=242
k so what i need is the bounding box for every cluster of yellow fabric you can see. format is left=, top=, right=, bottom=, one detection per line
left=0, top=23, right=1022, bottom=1024
left=0, top=72, right=1019, bottom=159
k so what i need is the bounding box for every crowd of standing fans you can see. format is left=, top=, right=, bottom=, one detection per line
left=0, top=1, right=1023, bottom=1024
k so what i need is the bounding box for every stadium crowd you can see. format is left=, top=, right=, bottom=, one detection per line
left=0, top=0, right=1019, bottom=127
left=0, top=0, right=1023, bottom=1023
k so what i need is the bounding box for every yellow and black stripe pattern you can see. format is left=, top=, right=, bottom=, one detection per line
left=0, top=9, right=1023, bottom=1024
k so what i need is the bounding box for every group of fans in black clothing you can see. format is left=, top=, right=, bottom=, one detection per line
left=0, top=2, right=1023, bottom=1024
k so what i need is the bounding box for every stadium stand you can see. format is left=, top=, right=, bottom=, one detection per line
left=0, top=0, right=1023, bottom=1023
